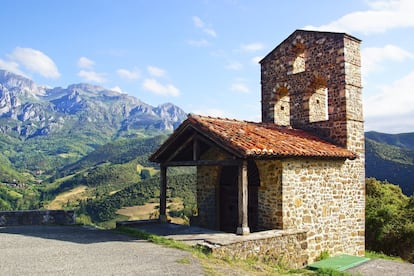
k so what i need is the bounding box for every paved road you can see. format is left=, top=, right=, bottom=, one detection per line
left=0, top=225, right=204, bottom=276
left=346, top=258, right=414, bottom=276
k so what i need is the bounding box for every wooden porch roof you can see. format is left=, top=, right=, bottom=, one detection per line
left=149, top=114, right=356, bottom=163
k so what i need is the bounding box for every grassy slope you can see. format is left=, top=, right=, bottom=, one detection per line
left=365, top=138, right=414, bottom=195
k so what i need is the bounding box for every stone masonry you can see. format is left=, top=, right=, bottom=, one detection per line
left=258, top=30, right=365, bottom=261
left=194, top=30, right=365, bottom=264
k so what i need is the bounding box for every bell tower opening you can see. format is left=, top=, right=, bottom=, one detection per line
left=274, top=85, right=290, bottom=126
left=292, top=42, right=306, bottom=74
left=309, top=78, right=329, bottom=123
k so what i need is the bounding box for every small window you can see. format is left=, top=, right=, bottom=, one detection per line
left=309, top=77, right=329, bottom=122
left=274, top=85, right=290, bottom=126
left=292, top=43, right=306, bottom=74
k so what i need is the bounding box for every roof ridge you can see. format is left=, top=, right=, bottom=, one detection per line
left=189, top=113, right=294, bottom=127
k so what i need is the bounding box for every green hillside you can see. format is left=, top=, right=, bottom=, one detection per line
left=366, top=131, right=414, bottom=150
left=81, top=173, right=196, bottom=223
left=58, top=134, right=168, bottom=176
left=365, top=136, right=414, bottom=196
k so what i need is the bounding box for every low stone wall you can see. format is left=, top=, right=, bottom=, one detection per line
left=207, top=229, right=309, bottom=269
left=0, top=210, right=75, bottom=226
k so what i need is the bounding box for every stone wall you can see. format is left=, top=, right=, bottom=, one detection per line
left=0, top=210, right=75, bottom=226
left=210, top=229, right=309, bottom=269
left=281, top=158, right=365, bottom=262
left=255, top=160, right=283, bottom=229
left=196, top=165, right=219, bottom=229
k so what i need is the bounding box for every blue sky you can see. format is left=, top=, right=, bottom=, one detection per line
left=1, top=0, right=413, bottom=133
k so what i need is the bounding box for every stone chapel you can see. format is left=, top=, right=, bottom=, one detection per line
left=149, top=29, right=365, bottom=263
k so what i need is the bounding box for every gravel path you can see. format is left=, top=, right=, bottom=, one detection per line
left=0, top=225, right=204, bottom=276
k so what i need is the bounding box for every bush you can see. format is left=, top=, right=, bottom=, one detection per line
left=366, top=178, right=414, bottom=262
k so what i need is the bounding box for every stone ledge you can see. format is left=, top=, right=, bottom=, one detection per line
left=0, top=210, right=75, bottom=226
left=203, top=229, right=309, bottom=269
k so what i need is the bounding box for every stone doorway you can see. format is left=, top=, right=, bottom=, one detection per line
left=219, top=166, right=238, bottom=232
left=218, top=161, right=260, bottom=233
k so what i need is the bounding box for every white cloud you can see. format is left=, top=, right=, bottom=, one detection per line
left=147, top=66, right=165, bottom=77
left=77, top=57, right=95, bottom=69
left=365, top=112, right=414, bottom=133
left=203, top=28, right=217, bottom=38
left=78, top=70, right=107, bottom=83
left=305, top=0, right=414, bottom=34
left=251, top=56, right=263, bottom=64
left=142, top=78, right=180, bottom=97
left=9, top=47, right=60, bottom=78
left=190, top=108, right=229, bottom=118
left=192, top=16, right=217, bottom=37
left=225, top=61, right=243, bottom=71
left=117, top=68, right=140, bottom=80
left=192, top=16, right=204, bottom=28
left=0, top=59, right=27, bottom=77
left=187, top=39, right=209, bottom=47
left=362, top=45, right=414, bottom=75
left=230, top=80, right=249, bottom=94
left=111, top=86, right=124, bottom=93
left=239, top=43, right=265, bottom=52
left=364, top=70, right=414, bottom=128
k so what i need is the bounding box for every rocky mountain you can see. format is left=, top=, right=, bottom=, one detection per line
left=0, top=70, right=187, bottom=177
left=0, top=70, right=187, bottom=139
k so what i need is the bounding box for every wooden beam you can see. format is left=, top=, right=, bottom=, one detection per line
left=164, top=159, right=242, bottom=167
left=236, top=160, right=250, bottom=235
left=166, top=133, right=196, bottom=162
left=159, top=165, right=168, bottom=222
left=193, top=137, right=199, bottom=161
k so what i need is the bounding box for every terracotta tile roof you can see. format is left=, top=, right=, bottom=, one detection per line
left=186, top=114, right=356, bottom=159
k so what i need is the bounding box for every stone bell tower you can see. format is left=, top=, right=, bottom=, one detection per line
left=260, top=30, right=364, bottom=156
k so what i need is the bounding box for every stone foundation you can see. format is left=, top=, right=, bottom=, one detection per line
left=207, top=229, right=309, bottom=269
left=0, top=210, right=75, bottom=226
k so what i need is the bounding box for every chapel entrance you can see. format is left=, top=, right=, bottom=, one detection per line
left=247, top=160, right=260, bottom=232
left=219, top=161, right=260, bottom=233
left=219, top=166, right=238, bottom=232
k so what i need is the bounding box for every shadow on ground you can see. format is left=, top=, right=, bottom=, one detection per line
left=0, top=225, right=138, bottom=244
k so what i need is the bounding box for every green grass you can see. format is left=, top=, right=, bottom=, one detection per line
left=176, top=257, right=191, bottom=265
left=115, top=226, right=197, bottom=253
left=313, top=268, right=352, bottom=276
left=365, top=250, right=405, bottom=262
left=95, top=214, right=129, bottom=229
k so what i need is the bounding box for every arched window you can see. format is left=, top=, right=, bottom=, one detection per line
left=309, top=77, right=329, bottom=123
left=274, top=85, right=290, bottom=126
left=292, top=42, right=306, bottom=74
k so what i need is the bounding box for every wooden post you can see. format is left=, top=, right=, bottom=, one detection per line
left=193, top=137, right=199, bottom=160
left=236, top=160, right=250, bottom=235
left=159, top=165, right=168, bottom=222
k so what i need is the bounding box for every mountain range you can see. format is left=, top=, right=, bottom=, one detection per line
left=0, top=70, right=186, bottom=138
left=0, top=70, right=187, bottom=179
left=0, top=69, right=412, bottom=196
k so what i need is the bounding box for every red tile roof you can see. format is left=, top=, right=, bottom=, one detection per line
left=185, top=114, right=356, bottom=159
